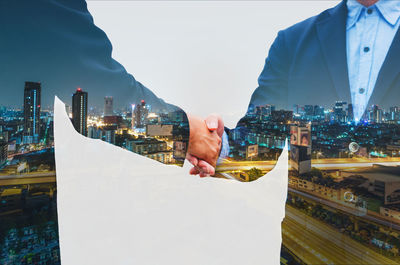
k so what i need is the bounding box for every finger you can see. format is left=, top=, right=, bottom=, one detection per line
left=189, top=167, right=200, bottom=175
left=205, top=114, right=219, bottom=131
left=186, top=153, right=198, bottom=166
left=205, top=114, right=224, bottom=137
left=200, top=172, right=210, bottom=178
left=198, top=160, right=215, bottom=175
left=216, top=115, right=224, bottom=137
left=197, top=161, right=211, bottom=173
left=193, top=164, right=210, bottom=175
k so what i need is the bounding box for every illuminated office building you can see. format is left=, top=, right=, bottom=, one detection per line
left=104, top=96, right=113, bottom=116
left=72, top=87, right=88, bottom=136
left=23, top=81, right=41, bottom=143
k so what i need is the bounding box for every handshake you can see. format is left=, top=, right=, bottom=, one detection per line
left=186, top=114, right=225, bottom=178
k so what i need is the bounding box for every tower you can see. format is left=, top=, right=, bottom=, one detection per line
left=132, top=100, right=148, bottom=129
left=72, top=87, right=88, bottom=136
left=104, top=96, right=113, bottom=116
left=23, top=81, right=41, bottom=143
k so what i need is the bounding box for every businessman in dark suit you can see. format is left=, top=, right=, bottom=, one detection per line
left=1, top=0, right=223, bottom=169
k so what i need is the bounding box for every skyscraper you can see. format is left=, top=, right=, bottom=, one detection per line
left=0, top=141, right=7, bottom=166
left=347, top=104, right=354, bottom=121
left=334, top=101, right=347, bottom=122
left=390, top=106, right=400, bottom=121
left=72, top=87, right=88, bottom=136
left=313, top=105, right=325, bottom=119
left=23, top=81, right=41, bottom=143
left=104, top=96, right=113, bottom=116
left=132, top=100, right=148, bottom=129
left=304, top=105, right=314, bottom=116
left=371, top=105, right=383, bottom=123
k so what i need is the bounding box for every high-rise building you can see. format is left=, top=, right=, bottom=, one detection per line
left=23, top=81, right=41, bottom=143
left=88, top=125, right=100, bottom=139
left=304, top=105, right=314, bottom=116
left=293, top=104, right=299, bottom=115
left=290, top=124, right=311, bottom=174
left=334, top=101, right=347, bottom=122
left=0, top=141, right=7, bottom=166
left=347, top=104, right=354, bottom=121
left=132, top=100, right=148, bottom=129
left=247, top=103, right=256, bottom=115
left=100, top=126, right=116, bottom=144
left=72, top=87, right=88, bottom=136
left=256, top=105, right=273, bottom=117
left=390, top=106, right=400, bottom=121
left=313, top=105, right=325, bottom=119
left=334, top=101, right=347, bottom=109
left=104, top=96, right=113, bottom=116
left=371, top=105, right=383, bottom=123
left=270, top=110, right=293, bottom=123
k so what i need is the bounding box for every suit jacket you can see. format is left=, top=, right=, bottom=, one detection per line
left=249, top=0, right=400, bottom=111
left=218, top=0, right=400, bottom=165
left=217, top=1, right=400, bottom=264
left=217, top=1, right=400, bottom=263
left=0, top=0, right=190, bottom=165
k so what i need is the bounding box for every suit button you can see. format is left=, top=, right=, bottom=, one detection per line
left=349, top=142, right=360, bottom=153
left=359, top=88, right=365, bottom=94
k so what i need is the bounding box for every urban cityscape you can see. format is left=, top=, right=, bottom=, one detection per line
left=0, top=81, right=189, bottom=264
left=216, top=101, right=400, bottom=264
left=3, top=81, right=400, bottom=264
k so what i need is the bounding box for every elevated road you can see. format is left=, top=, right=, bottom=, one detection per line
left=283, top=205, right=398, bottom=265
left=289, top=188, right=400, bottom=231
left=0, top=172, right=56, bottom=186
left=216, top=157, right=400, bottom=172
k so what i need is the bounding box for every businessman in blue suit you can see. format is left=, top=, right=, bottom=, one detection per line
left=191, top=0, right=400, bottom=263
left=194, top=0, right=400, bottom=174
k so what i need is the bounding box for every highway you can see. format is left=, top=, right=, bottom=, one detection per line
left=0, top=172, right=56, bottom=186
left=283, top=205, right=398, bottom=265
left=216, top=157, right=400, bottom=172
left=289, top=188, right=400, bottom=231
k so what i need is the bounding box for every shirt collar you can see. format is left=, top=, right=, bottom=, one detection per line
left=346, top=0, right=364, bottom=30
left=376, top=0, right=400, bottom=26
left=346, top=0, right=400, bottom=30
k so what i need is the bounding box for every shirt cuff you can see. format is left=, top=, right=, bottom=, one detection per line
left=217, top=131, right=230, bottom=164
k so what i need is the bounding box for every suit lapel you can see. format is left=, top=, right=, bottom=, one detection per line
left=316, top=1, right=351, bottom=104
left=368, top=27, right=400, bottom=107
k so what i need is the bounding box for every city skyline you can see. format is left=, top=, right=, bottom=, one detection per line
left=3, top=80, right=400, bottom=263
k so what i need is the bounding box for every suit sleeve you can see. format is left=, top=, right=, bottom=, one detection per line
left=248, top=30, right=291, bottom=108
left=216, top=30, right=291, bottom=174
left=71, top=0, right=189, bottom=166
left=0, top=0, right=190, bottom=166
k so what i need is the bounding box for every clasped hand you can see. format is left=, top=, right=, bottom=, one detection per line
left=186, top=114, right=224, bottom=177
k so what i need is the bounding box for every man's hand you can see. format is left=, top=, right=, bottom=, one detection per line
left=187, top=114, right=222, bottom=173
left=187, top=114, right=224, bottom=177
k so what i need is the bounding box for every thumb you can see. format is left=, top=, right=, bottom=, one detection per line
left=205, top=114, right=224, bottom=137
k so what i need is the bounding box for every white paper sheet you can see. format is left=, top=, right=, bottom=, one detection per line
left=54, top=96, right=288, bottom=265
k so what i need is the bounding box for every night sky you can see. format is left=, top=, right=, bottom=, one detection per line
left=0, top=0, right=171, bottom=111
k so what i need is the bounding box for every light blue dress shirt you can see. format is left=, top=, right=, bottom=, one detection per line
left=346, top=0, right=400, bottom=121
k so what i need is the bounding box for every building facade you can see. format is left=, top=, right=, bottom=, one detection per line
left=23, top=81, right=41, bottom=144
left=72, top=88, right=88, bottom=136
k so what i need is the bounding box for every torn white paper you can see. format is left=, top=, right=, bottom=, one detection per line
left=54, top=97, right=288, bottom=265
